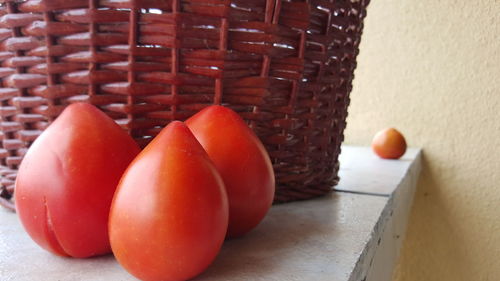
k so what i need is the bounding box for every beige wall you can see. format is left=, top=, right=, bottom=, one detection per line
left=344, top=1, right=500, bottom=280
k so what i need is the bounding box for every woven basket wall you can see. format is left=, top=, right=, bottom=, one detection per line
left=0, top=0, right=369, bottom=211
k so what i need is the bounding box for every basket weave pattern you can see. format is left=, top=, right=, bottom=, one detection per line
left=0, top=0, right=369, bottom=210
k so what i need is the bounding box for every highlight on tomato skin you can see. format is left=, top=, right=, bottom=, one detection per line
left=15, top=103, right=141, bottom=258
left=186, top=105, right=275, bottom=238
left=109, top=121, right=229, bottom=281
left=371, top=127, right=407, bottom=159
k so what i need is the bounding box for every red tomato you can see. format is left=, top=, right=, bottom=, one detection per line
left=15, top=103, right=140, bottom=258
left=109, top=121, right=228, bottom=281
left=186, top=106, right=275, bottom=238
left=372, top=128, right=407, bottom=159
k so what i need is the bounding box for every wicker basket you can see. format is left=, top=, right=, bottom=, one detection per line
left=0, top=0, right=369, bottom=211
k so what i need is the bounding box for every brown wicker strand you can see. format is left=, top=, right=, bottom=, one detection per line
left=1, top=2, right=31, bottom=211
left=170, top=0, right=180, bottom=124
left=126, top=5, right=137, bottom=140
left=214, top=4, right=228, bottom=106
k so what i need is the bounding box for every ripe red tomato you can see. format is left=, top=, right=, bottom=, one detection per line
left=372, top=128, right=407, bottom=159
left=109, top=121, right=228, bottom=281
left=15, top=103, right=140, bottom=258
left=186, top=106, right=275, bottom=238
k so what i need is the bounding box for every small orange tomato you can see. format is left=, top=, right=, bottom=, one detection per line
left=371, top=128, right=407, bottom=159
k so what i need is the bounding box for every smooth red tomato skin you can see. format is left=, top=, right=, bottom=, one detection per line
left=109, top=121, right=228, bottom=281
left=372, top=128, right=407, bottom=159
left=186, top=106, right=275, bottom=238
left=15, top=103, right=140, bottom=258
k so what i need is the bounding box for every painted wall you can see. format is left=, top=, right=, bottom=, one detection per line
left=343, top=1, right=500, bottom=280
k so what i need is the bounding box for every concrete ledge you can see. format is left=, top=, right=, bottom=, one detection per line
left=0, top=145, right=422, bottom=281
